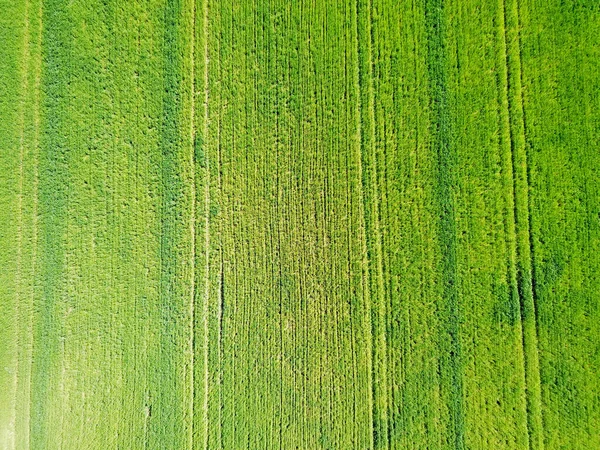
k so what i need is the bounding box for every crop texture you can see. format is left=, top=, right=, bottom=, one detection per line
left=1, top=0, right=599, bottom=449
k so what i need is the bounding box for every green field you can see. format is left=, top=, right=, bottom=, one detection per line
left=1, top=0, right=599, bottom=448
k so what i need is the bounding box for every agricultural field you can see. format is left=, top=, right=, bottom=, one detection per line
left=1, top=0, right=599, bottom=448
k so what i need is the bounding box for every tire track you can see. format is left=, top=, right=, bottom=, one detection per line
left=200, top=0, right=211, bottom=448
left=188, top=1, right=197, bottom=448
left=14, top=0, right=32, bottom=446
left=351, top=0, right=375, bottom=446
left=356, top=0, right=390, bottom=446
left=494, top=0, right=532, bottom=445
left=21, top=2, right=42, bottom=447
left=500, top=0, right=544, bottom=447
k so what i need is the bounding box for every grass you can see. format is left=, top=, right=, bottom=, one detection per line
left=1, top=0, right=599, bottom=448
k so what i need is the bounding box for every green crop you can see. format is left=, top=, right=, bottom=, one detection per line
left=1, top=0, right=598, bottom=448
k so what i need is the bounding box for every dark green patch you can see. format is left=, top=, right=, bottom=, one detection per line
left=424, top=0, right=465, bottom=447
left=492, top=281, right=520, bottom=326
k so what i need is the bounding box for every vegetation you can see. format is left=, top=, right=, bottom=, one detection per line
left=1, top=0, right=598, bottom=448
